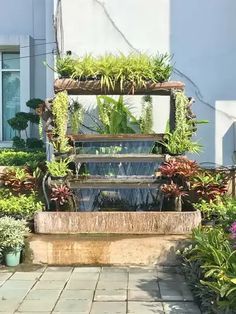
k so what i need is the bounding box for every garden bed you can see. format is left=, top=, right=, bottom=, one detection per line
left=34, top=211, right=201, bottom=234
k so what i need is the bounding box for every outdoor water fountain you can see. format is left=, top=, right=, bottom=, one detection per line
left=35, top=80, right=201, bottom=235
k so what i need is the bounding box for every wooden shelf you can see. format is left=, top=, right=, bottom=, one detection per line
left=69, top=133, right=164, bottom=142
left=71, top=154, right=167, bottom=163
left=54, top=79, right=185, bottom=95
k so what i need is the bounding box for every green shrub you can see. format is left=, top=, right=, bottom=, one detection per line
left=180, top=227, right=236, bottom=313
left=0, top=150, right=45, bottom=166
left=0, top=216, right=30, bottom=252
left=0, top=191, right=43, bottom=219
left=46, top=158, right=71, bottom=177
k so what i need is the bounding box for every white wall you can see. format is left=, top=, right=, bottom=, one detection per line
left=60, top=0, right=236, bottom=166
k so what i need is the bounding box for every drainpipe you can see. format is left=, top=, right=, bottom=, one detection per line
left=45, top=0, right=56, bottom=160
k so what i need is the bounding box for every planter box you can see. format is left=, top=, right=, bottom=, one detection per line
left=54, top=79, right=185, bottom=95
left=34, top=211, right=201, bottom=235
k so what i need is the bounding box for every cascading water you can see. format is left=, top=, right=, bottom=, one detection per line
left=72, top=138, right=164, bottom=212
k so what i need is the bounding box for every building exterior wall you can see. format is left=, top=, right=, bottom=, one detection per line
left=1, top=0, right=236, bottom=166
left=59, top=0, right=236, bottom=166
left=0, top=0, right=55, bottom=141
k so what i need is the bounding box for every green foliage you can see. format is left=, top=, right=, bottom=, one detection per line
left=8, top=99, right=42, bottom=148
left=0, top=216, right=30, bottom=251
left=140, top=95, right=153, bottom=134
left=12, top=136, right=26, bottom=149
left=162, top=91, right=202, bottom=155
left=181, top=227, right=236, bottom=313
left=152, top=53, right=173, bottom=82
left=96, top=95, right=140, bottom=134
left=56, top=56, right=76, bottom=78
left=26, top=98, right=44, bottom=110
left=46, top=158, right=71, bottom=177
left=70, top=101, right=84, bottom=135
left=51, top=91, right=70, bottom=153
left=8, top=113, right=28, bottom=132
left=194, top=198, right=228, bottom=221
left=162, top=132, right=202, bottom=155
left=26, top=138, right=44, bottom=150
left=0, top=150, right=45, bottom=166
left=56, top=53, right=173, bottom=91
left=0, top=191, right=42, bottom=219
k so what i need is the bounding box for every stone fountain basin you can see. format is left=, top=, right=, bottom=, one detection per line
left=34, top=211, right=201, bottom=235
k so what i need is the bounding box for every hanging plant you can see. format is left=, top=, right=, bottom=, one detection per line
left=161, top=91, right=203, bottom=155
left=70, top=100, right=84, bottom=135
left=51, top=91, right=70, bottom=153
left=140, top=95, right=153, bottom=134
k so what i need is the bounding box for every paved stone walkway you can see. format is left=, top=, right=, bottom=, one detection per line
left=0, top=266, right=201, bottom=314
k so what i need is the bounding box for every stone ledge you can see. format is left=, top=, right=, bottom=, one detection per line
left=27, top=234, right=189, bottom=266
left=34, top=211, right=201, bottom=235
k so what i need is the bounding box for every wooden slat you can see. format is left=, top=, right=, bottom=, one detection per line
left=71, top=154, right=166, bottom=163
left=54, top=79, right=185, bottom=95
left=69, top=133, right=165, bottom=142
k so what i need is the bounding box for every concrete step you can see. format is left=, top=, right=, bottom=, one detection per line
left=26, top=234, right=189, bottom=266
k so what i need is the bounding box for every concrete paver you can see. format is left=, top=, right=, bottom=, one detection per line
left=94, top=289, right=127, bottom=301
left=128, top=301, right=164, bottom=314
left=0, top=266, right=200, bottom=314
left=90, top=301, right=126, bottom=314
left=54, top=299, right=92, bottom=312
left=60, top=289, right=94, bottom=300
left=33, top=280, right=65, bottom=290
left=18, top=299, right=56, bottom=312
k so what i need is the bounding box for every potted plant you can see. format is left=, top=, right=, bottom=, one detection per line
left=46, top=158, right=72, bottom=180
left=0, top=217, right=30, bottom=267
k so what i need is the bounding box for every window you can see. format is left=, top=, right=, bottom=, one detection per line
left=0, top=52, right=20, bottom=141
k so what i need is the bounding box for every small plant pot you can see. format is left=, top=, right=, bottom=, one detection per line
left=5, top=248, right=22, bottom=267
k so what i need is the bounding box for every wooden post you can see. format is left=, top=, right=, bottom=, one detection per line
left=169, top=90, right=176, bottom=133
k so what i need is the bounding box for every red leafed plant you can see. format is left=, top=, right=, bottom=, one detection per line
left=159, top=157, right=199, bottom=179
left=192, top=171, right=228, bottom=201
left=161, top=183, right=188, bottom=198
left=50, top=184, right=72, bottom=206
left=1, top=167, right=36, bottom=193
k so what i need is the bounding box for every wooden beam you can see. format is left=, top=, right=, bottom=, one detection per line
left=68, top=133, right=165, bottom=142
left=54, top=79, right=185, bottom=95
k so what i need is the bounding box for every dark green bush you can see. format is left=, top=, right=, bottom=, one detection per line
left=26, top=138, right=44, bottom=150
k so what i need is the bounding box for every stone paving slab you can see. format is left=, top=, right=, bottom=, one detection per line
left=94, top=289, right=127, bottom=301
left=90, top=301, right=126, bottom=314
left=18, top=299, right=56, bottom=312
left=128, top=301, right=164, bottom=314
left=60, top=289, right=94, bottom=300
left=0, top=266, right=201, bottom=314
left=54, top=299, right=92, bottom=312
